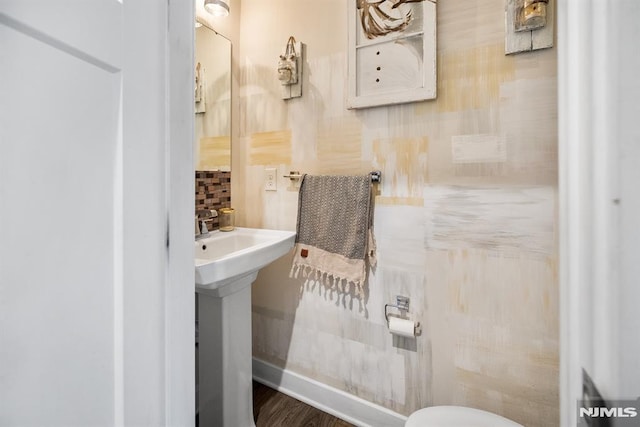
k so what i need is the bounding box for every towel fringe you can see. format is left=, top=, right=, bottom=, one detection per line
left=291, top=261, right=366, bottom=298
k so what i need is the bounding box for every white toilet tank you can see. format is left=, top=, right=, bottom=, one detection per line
left=406, top=406, right=523, bottom=427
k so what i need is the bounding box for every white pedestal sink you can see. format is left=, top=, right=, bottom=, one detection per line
left=195, top=227, right=296, bottom=427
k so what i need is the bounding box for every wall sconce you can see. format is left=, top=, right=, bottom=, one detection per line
left=515, top=0, right=548, bottom=32
left=195, top=62, right=206, bottom=114
left=505, top=0, right=553, bottom=55
left=204, top=0, right=229, bottom=17
left=278, top=36, right=304, bottom=100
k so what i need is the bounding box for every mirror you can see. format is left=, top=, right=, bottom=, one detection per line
left=195, top=24, right=231, bottom=171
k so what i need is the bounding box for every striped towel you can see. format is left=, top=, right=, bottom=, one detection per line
left=289, top=174, right=376, bottom=296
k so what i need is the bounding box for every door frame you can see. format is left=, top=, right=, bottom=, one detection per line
left=164, top=0, right=196, bottom=424
left=122, top=0, right=194, bottom=424
left=559, top=1, right=640, bottom=425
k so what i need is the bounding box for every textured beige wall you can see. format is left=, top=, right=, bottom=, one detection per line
left=235, top=0, right=558, bottom=425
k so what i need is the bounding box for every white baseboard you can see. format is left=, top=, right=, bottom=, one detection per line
left=252, top=358, right=407, bottom=427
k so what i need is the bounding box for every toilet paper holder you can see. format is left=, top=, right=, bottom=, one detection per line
left=384, top=295, right=410, bottom=322
left=385, top=295, right=421, bottom=336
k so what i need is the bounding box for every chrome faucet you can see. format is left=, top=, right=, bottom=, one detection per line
left=195, top=209, right=218, bottom=239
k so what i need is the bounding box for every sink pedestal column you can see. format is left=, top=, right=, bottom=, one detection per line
left=197, top=272, right=258, bottom=427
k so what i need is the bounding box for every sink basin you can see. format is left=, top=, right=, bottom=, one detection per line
left=195, top=227, right=296, bottom=297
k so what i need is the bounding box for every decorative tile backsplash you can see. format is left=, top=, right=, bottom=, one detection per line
left=195, top=170, right=231, bottom=231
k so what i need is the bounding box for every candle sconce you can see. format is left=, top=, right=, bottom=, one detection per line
left=278, top=36, right=304, bottom=100
left=505, top=0, right=554, bottom=55
left=515, top=0, right=548, bottom=32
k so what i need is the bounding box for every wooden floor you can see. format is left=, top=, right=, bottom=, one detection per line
left=253, top=381, right=354, bottom=427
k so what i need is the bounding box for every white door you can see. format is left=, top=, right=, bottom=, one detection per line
left=0, top=2, right=194, bottom=426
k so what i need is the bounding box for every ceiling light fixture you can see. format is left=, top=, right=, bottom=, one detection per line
left=204, top=0, right=229, bottom=17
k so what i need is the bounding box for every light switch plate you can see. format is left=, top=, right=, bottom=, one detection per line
left=265, top=168, right=277, bottom=191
